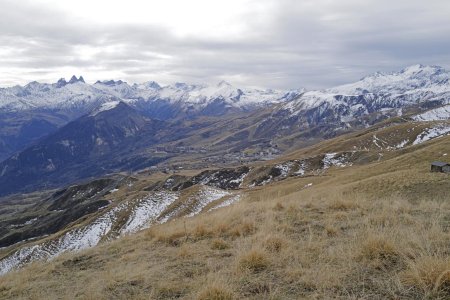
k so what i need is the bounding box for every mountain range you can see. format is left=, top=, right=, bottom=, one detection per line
left=0, top=78, right=302, bottom=161
left=1, top=64, right=450, bottom=196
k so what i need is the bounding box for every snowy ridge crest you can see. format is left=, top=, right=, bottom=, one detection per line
left=0, top=77, right=304, bottom=113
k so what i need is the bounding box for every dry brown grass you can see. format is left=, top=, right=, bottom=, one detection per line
left=237, top=249, right=269, bottom=273
left=197, top=282, right=235, bottom=300
left=262, top=235, right=286, bottom=253
left=400, top=256, right=450, bottom=297
left=358, top=234, right=400, bottom=270
left=1, top=142, right=450, bottom=299
left=211, top=239, right=230, bottom=250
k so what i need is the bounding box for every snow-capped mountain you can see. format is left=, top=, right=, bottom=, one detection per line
left=94, top=79, right=303, bottom=119
left=282, top=64, right=450, bottom=124
left=0, top=77, right=303, bottom=118
left=0, top=76, right=116, bottom=113
left=0, top=77, right=302, bottom=160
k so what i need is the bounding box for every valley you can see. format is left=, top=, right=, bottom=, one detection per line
left=0, top=118, right=449, bottom=298
left=0, top=65, right=449, bottom=299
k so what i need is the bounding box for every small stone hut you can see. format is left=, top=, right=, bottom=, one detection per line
left=430, top=161, right=450, bottom=173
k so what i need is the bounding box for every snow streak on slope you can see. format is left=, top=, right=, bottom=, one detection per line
left=274, top=162, right=294, bottom=178
left=323, top=153, right=351, bottom=169
left=0, top=186, right=240, bottom=275
left=121, top=191, right=180, bottom=235
left=90, top=100, right=121, bottom=116
left=413, top=105, right=450, bottom=121
left=413, top=125, right=450, bottom=145
left=294, top=161, right=306, bottom=175
left=0, top=203, right=127, bottom=275
left=209, top=195, right=241, bottom=211
left=186, top=186, right=231, bottom=217
left=392, top=139, right=409, bottom=150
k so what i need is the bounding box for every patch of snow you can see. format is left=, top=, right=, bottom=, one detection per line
left=323, top=153, right=350, bottom=169
left=121, top=191, right=179, bottom=235
left=228, top=172, right=247, bottom=188
left=413, top=105, right=450, bottom=121
left=209, top=195, right=241, bottom=211
left=372, top=135, right=389, bottom=149
left=0, top=165, right=7, bottom=177
left=60, top=140, right=71, bottom=147
left=413, top=125, right=450, bottom=145
left=186, top=186, right=230, bottom=217
left=294, top=161, right=306, bottom=176
left=9, top=218, right=38, bottom=228
left=259, top=176, right=273, bottom=186
left=90, top=100, right=120, bottom=116
left=275, top=162, right=294, bottom=177
left=0, top=203, right=127, bottom=275
left=395, top=139, right=409, bottom=149
left=387, top=139, right=409, bottom=150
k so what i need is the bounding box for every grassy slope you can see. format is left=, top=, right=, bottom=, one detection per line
left=0, top=131, right=450, bottom=299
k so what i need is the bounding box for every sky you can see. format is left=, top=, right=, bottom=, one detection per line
left=0, top=0, right=450, bottom=89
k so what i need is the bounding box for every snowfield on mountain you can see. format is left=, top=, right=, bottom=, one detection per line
left=0, top=77, right=303, bottom=115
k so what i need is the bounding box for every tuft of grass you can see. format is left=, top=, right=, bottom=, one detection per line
left=211, top=239, right=230, bottom=250
left=237, top=249, right=269, bottom=273
left=263, top=235, right=286, bottom=253
left=328, top=199, right=358, bottom=210
left=197, top=283, right=234, bottom=300
left=228, top=221, right=256, bottom=238
left=154, top=230, right=185, bottom=246
left=400, top=256, right=450, bottom=297
left=154, top=282, right=189, bottom=299
left=324, top=224, right=339, bottom=237
left=193, top=224, right=212, bottom=240
left=359, top=235, right=400, bottom=269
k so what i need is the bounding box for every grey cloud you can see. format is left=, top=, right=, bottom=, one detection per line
left=0, top=0, right=449, bottom=89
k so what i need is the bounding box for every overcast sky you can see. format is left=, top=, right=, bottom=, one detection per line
left=1, top=0, right=449, bottom=89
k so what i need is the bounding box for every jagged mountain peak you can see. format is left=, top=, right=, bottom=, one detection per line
left=56, top=78, right=67, bottom=88
left=142, top=81, right=161, bottom=89
left=0, top=76, right=301, bottom=116
left=68, top=75, right=85, bottom=84
left=95, top=79, right=125, bottom=86
left=68, top=75, right=78, bottom=83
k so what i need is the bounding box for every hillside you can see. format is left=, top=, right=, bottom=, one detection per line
left=0, top=122, right=449, bottom=299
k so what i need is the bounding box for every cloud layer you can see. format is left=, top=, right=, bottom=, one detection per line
left=1, top=0, right=449, bottom=89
